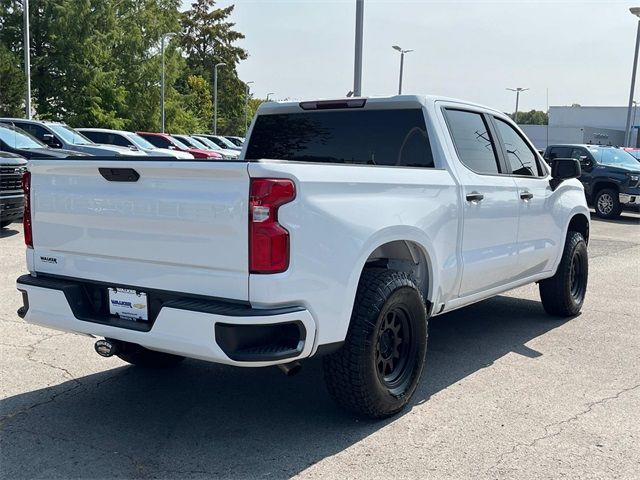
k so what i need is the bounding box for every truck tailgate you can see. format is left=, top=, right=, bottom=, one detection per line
left=29, top=160, right=249, bottom=301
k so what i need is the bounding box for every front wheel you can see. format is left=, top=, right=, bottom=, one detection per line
left=594, top=188, right=622, bottom=219
left=539, top=231, right=588, bottom=317
left=323, top=269, right=428, bottom=418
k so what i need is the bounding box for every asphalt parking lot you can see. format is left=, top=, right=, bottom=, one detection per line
left=1, top=212, right=639, bottom=480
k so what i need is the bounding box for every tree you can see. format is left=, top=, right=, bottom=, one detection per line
left=512, top=110, right=548, bottom=125
left=0, top=43, right=25, bottom=116
left=180, top=0, right=248, bottom=134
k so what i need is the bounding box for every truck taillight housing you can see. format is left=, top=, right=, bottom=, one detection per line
left=22, top=171, right=33, bottom=247
left=249, top=178, right=295, bottom=273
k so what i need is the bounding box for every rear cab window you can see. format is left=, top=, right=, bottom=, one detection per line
left=246, top=108, right=434, bottom=168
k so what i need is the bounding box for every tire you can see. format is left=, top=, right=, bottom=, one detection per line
left=539, top=231, right=588, bottom=317
left=323, top=269, right=428, bottom=418
left=116, top=343, right=185, bottom=368
left=594, top=188, right=622, bottom=219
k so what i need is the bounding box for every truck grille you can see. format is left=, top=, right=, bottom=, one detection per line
left=0, top=166, right=26, bottom=192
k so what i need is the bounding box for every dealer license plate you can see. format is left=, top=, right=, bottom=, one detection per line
left=108, top=288, right=148, bottom=321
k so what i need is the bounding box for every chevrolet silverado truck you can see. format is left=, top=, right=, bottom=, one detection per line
left=544, top=144, right=640, bottom=219
left=16, top=96, right=590, bottom=418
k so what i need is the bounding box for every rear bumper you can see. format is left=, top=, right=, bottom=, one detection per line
left=16, top=274, right=316, bottom=367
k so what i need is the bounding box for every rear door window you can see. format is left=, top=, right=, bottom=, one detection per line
left=547, top=146, right=571, bottom=161
left=444, top=109, right=501, bottom=174
left=246, top=108, right=434, bottom=168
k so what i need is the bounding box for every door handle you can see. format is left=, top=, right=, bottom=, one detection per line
left=466, top=192, right=484, bottom=203
left=520, top=191, right=533, bottom=200
left=99, top=168, right=140, bottom=182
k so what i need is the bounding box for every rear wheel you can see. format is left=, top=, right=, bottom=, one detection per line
left=594, top=188, right=622, bottom=219
left=539, top=231, right=588, bottom=317
left=323, top=269, right=428, bottom=418
left=116, top=343, right=185, bottom=368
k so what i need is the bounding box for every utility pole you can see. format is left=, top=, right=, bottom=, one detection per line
left=392, top=45, right=413, bottom=95
left=244, top=81, right=254, bottom=136
left=353, top=0, right=364, bottom=96
left=160, top=33, right=176, bottom=133
left=625, top=8, right=640, bottom=147
left=213, top=62, right=225, bottom=135
left=23, top=0, right=31, bottom=118
left=506, top=87, right=529, bottom=123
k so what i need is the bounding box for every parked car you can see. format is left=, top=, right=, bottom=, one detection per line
left=0, top=118, right=147, bottom=157
left=544, top=144, right=640, bottom=218
left=17, top=95, right=589, bottom=418
left=171, top=135, right=224, bottom=159
left=224, top=136, right=244, bottom=147
left=198, top=134, right=242, bottom=151
left=0, top=151, right=27, bottom=228
left=78, top=129, right=195, bottom=159
left=0, top=123, right=89, bottom=159
left=189, top=135, right=240, bottom=159
left=136, top=132, right=222, bottom=159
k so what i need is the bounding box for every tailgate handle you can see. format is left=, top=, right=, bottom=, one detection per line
left=99, top=168, right=140, bottom=182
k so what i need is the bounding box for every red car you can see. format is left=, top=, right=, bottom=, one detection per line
left=136, top=132, right=223, bottom=159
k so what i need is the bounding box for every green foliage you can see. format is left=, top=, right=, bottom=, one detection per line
left=513, top=110, right=549, bottom=125
left=0, top=43, right=25, bottom=116
left=0, top=0, right=249, bottom=134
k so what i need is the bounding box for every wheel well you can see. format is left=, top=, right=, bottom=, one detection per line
left=363, top=240, right=432, bottom=312
left=567, top=213, right=589, bottom=245
left=591, top=181, right=618, bottom=200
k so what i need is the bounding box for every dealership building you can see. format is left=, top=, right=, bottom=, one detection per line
left=519, top=106, right=637, bottom=149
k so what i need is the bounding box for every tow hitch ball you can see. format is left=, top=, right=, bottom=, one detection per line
left=94, top=339, right=120, bottom=357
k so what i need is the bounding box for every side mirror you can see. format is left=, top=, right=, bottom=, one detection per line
left=43, top=133, right=61, bottom=148
left=550, top=158, right=581, bottom=191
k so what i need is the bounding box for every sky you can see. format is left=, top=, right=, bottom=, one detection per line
left=183, top=0, right=636, bottom=112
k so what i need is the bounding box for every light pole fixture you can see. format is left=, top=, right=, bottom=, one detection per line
left=506, top=87, right=529, bottom=123
left=23, top=0, right=31, bottom=118
left=244, top=81, right=254, bottom=136
left=160, top=32, right=177, bottom=133
left=392, top=45, right=413, bottom=95
left=266, top=92, right=275, bottom=101
left=213, top=62, right=226, bottom=135
left=624, top=7, right=640, bottom=147
left=353, top=0, right=364, bottom=96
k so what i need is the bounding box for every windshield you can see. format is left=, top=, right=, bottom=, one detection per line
left=169, top=136, right=191, bottom=149
left=126, top=133, right=156, bottom=150
left=48, top=124, right=94, bottom=145
left=194, top=137, right=222, bottom=150
left=216, top=136, right=238, bottom=148
left=591, top=148, right=640, bottom=168
left=0, top=124, right=46, bottom=149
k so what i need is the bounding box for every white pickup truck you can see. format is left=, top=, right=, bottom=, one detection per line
left=16, top=96, right=590, bottom=418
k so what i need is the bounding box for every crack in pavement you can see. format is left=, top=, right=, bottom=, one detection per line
left=486, top=383, right=640, bottom=475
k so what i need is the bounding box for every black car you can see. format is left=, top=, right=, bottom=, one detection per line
left=0, top=151, right=27, bottom=228
left=0, top=123, right=87, bottom=159
left=544, top=144, right=640, bottom=218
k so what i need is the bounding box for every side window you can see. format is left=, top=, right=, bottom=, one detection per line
left=144, top=135, right=169, bottom=148
left=494, top=118, right=543, bottom=177
left=547, top=146, right=571, bottom=161
left=444, top=109, right=500, bottom=174
left=85, top=131, right=104, bottom=143
left=109, top=134, right=130, bottom=147
left=571, top=148, right=591, bottom=168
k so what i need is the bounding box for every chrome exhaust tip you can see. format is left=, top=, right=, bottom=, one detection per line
left=277, top=361, right=302, bottom=376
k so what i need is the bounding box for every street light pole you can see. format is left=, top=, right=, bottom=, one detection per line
left=244, top=81, right=254, bottom=136
left=266, top=92, right=275, bottom=101
left=160, top=32, right=176, bottom=133
left=353, top=0, right=364, bottom=96
left=392, top=45, right=413, bottom=95
left=624, top=7, right=640, bottom=147
left=23, top=0, right=31, bottom=118
left=213, top=62, right=226, bottom=135
left=506, top=87, right=529, bottom=123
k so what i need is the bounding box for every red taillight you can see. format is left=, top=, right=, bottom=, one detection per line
left=249, top=178, right=295, bottom=273
left=22, top=171, right=33, bottom=247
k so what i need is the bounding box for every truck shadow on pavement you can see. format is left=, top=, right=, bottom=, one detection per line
left=0, top=295, right=565, bottom=479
